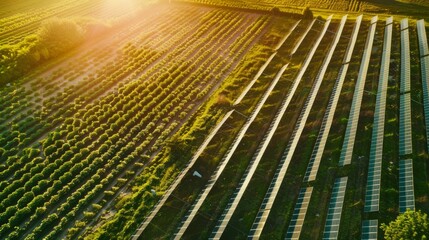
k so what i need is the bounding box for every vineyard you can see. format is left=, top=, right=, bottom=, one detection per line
left=0, top=1, right=275, bottom=239
left=1, top=0, right=429, bottom=240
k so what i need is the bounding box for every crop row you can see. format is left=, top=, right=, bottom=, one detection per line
left=0, top=6, right=205, bottom=165
left=0, top=6, right=268, bottom=239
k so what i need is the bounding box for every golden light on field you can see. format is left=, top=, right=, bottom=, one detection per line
left=3, top=0, right=429, bottom=239
left=100, top=0, right=140, bottom=16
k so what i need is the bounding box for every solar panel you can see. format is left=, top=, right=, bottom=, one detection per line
left=399, top=159, right=415, bottom=212
left=361, top=220, right=378, bottom=240
left=304, top=15, right=362, bottom=182
left=338, top=16, right=378, bottom=166
left=417, top=20, right=429, bottom=56
left=399, top=18, right=413, bottom=156
left=323, top=177, right=348, bottom=239
left=417, top=20, right=429, bottom=153
left=285, top=187, right=313, bottom=239
left=364, top=17, right=392, bottom=213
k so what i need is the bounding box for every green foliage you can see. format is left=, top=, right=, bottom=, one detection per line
left=37, top=17, right=85, bottom=54
left=381, top=210, right=429, bottom=240
left=167, top=135, right=192, bottom=161
left=271, top=6, right=281, bottom=15
left=302, top=6, right=313, bottom=19
left=0, top=17, right=109, bottom=85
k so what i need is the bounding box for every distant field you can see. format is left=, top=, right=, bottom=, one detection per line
left=397, top=0, right=429, bottom=7
left=176, top=0, right=429, bottom=17
left=0, top=0, right=138, bottom=45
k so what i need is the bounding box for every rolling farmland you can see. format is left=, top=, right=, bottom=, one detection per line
left=1, top=1, right=429, bottom=240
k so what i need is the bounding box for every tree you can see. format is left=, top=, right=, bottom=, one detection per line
left=302, top=6, right=313, bottom=19
left=271, top=7, right=281, bottom=15
left=37, top=17, right=85, bottom=55
left=215, top=93, right=232, bottom=108
left=381, top=210, right=429, bottom=240
left=167, top=135, right=192, bottom=161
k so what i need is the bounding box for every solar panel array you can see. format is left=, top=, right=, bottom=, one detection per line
left=133, top=16, right=428, bottom=240
left=132, top=110, right=234, bottom=239
left=399, top=18, right=413, bottom=156
left=304, top=15, right=361, bottom=182
left=249, top=16, right=334, bottom=238
left=416, top=19, right=429, bottom=152
left=285, top=187, right=313, bottom=240
left=399, top=159, right=415, bottom=212
left=338, top=16, right=378, bottom=166
left=361, top=220, right=378, bottom=240
left=209, top=64, right=289, bottom=239
left=323, top=177, right=348, bottom=240
left=364, top=17, right=392, bottom=213
left=173, top=60, right=285, bottom=239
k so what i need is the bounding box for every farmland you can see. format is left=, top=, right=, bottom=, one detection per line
left=1, top=0, right=429, bottom=240
left=177, top=0, right=429, bottom=18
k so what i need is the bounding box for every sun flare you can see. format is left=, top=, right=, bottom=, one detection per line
left=99, top=0, right=140, bottom=18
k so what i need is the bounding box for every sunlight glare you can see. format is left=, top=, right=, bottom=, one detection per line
left=100, top=0, right=140, bottom=18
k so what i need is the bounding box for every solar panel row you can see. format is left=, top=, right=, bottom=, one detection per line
left=285, top=187, right=313, bottom=240
left=399, top=93, right=413, bottom=155
left=323, top=177, right=348, bottom=240
left=399, top=18, right=413, bottom=156
left=364, top=17, right=393, bottom=213
left=399, top=159, right=415, bottom=213
left=416, top=20, right=429, bottom=153
left=417, top=20, right=429, bottom=56
left=249, top=15, right=334, bottom=239
left=361, top=220, right=378, bottom=240
left=400, top=19, right=411, bottom=92
left=304, top=15, right=362, bottom=182
left=338, top=16, right=378, bottom=166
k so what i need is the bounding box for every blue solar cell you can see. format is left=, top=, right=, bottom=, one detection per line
left=323, top=177, right=348, bottom=239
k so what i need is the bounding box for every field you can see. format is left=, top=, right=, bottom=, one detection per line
left=1, top=0, right=429, bottom=240
left=177, top=0, right=429, bottom=18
